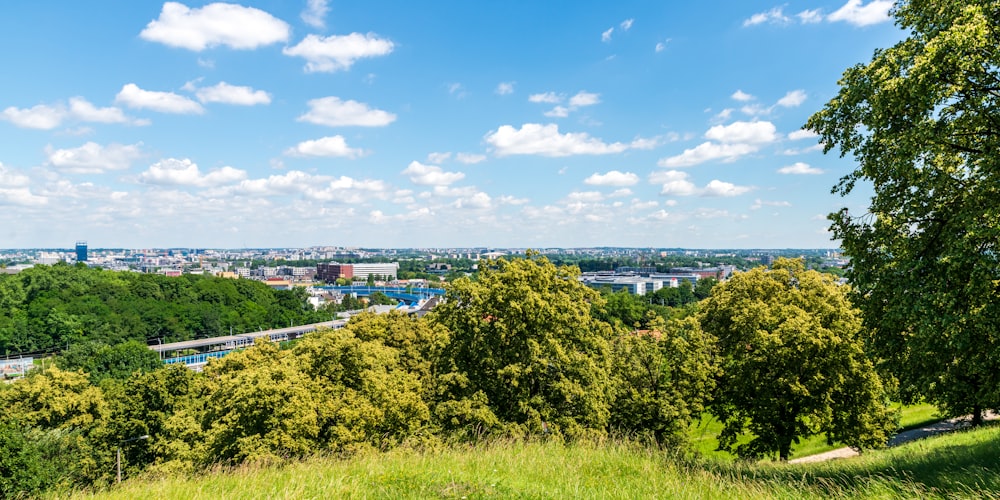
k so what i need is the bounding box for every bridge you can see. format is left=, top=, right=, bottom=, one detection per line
left=151, top=320, right=347, bottom=371
left=317, top=286, right=446, bottom=304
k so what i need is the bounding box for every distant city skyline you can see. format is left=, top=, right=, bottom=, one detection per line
left=0, top=1, right=900, bottom=248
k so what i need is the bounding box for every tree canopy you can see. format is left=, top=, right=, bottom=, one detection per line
left=699, top=259, right=895, bottom=460
left=807, top=0, right=1000, bottom=423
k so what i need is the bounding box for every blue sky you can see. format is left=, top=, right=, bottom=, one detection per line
left=0, top=1, right=903, bottom=249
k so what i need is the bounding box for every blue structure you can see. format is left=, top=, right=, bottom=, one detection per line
left=75, top=241, right=88, bottom=262
left=317, top=285, right=446, bottom=304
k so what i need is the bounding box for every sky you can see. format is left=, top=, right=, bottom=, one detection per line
left=0, top=1, right=905, bottom=249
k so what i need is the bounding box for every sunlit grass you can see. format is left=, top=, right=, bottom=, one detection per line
left=71, top=422, right=1000, bottom=500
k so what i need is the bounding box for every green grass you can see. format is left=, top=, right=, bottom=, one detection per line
left=689, top=403, right=941, bottom=461
left=69, top=422, right=1000, bottom=500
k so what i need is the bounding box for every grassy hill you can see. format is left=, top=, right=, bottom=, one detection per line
left=69, top=420, right=999, bottom=499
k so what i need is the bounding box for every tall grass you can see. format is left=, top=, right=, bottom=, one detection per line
left=71, top=422, right=1000, bottom=500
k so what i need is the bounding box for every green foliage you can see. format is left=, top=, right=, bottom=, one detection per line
left=0, top=265, right=327, bottom=355
left=0, top=421, right=58, bottom=499
left=56, top=340, right=162, bottom=384
left=699, top=259, right=896, bottom=460
left=609, top=316, right=717, bottom=446
left=807, top=0, right=1000, bottom=422
left=431, top=253, right=614, bottom=438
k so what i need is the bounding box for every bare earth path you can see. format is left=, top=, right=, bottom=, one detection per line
left=788, top=411, right=999, bottom=464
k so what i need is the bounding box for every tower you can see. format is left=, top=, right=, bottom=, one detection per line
left=76, top=241, right=88, bottom=262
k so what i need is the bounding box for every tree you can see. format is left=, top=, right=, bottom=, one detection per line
left=430, top=253, right=614, bottom=438
left=806, top=0, right=1000, bottom=424
left=698, top=259, right=895, bottom=460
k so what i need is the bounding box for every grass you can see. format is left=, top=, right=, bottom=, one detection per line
left=70, top=422, right=1000, bottom=500
left=689, top=402, right=941, bottom=461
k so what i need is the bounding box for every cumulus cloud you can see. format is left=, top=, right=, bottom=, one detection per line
left=658, top=142, right=758, bottom=168
left=544, top=106, right=570, bottom=118
left=301, top=0, right=330, bottom=28
left=777, top=89, right=807, bottom=107
left=426, top=152, right=451, bottom=164
left=731, top=90, right=755, bottom=102
left=285, top=135, right=366, bottom=158
left=1, top=104, right=66, bottom=129
left=453, top=191, right=492, bottom=210
left=778, top=161, right=825, bottom=174
left=751, top=198, right=792, bottom=209
left=140, top=158, right=247, bottom=187
left=68, top=97, right=139, bottom=124
left=601, top=27, right=614, bottom=42
left=485, top=123, right=632, bottom=157
left=283, top=33, right=394, bottom=72
left=655, top=39, right=671, bottom=52
left=455, top=153, right=486, bottom=164
left=191, top=82, right=271, bottom=105
left=621, top=19, right=634, bottom=31
left=568, top=91, right=601, bottom=107
left=584, top=170, right=639, bottom=187
left=827, top=0, right=893, bottom=26
left=0, top=162, right=44, bottom=208
left=116, top=83, right=204, bottom=114
left=46, top=142, right=144, bottom=173
left=140, top=2, right=290, bottom=51
left=495, top=82, right=515, bottom=95
left=743, top=7, right=790, bottom=26
left=705, top=120, right=778, bottom=144
left=528, top=92, right=562, bottom=104
left=297, top=97, right=396, bottom=127
left=798, top=9, right=824, bottom=23
left=702, top=180, right=753, bottom=197
left=402, top=161, right=465, bottom=186
left=0, top=162, right=30, bottom=187
left=788, top=129, right=819, bottom=140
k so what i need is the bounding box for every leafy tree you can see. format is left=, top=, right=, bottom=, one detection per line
left=693, top=277, right=718, bottom=300
left=431, top=253, right=614, bottom=438
left=608, top=315, right=717, bottom=446
left=698, top=259, right=895, bottom=460
left=56, top=340, right=162, bottom=384
left=807, top=0, right=1000, bottom=424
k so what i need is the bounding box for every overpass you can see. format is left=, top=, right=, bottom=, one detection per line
left=151, top=320, right=347, bottom=370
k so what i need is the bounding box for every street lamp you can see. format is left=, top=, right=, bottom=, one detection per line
left=116, top=434, right=149, bottom=484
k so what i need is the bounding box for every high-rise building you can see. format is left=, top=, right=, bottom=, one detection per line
left=75, top=241, right=88, bottom=262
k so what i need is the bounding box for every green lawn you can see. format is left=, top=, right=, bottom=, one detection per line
left=689, top=402, right=941, bottom=461
left=71, top=421, right=1000, bottom=499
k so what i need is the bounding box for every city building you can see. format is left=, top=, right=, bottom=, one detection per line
left=316, top=262, right=399, bottom=282
left=76, top=241, right=88, bottom=262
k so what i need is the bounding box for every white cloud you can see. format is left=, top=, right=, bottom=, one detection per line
left=743, top=7, right=790, bottom=26
left=602, top=27, right=614, bottom=42
left=568, top=91, right=601, bottom=107
left=751, top=199, right=792, bottom=210
left=115, top=83, right=204, bottom=114
left=788, top=129, right=819, bottom=141
left=427, top=152, right=452, bottom=164
left=285, top=135, right=366, bottom=158
left=298, top=97, right=396, bottom=127
left=140, top=158, right=247, bottom=187
left=655, top=39, right=670, bottom=53
left=1, top=104, right=66, bottom=129
left=46, top=142, right=144, bottom=173
left=485, top=123, right=631, bottom=157
left=701, top=180, right=753, bottom=197
left=658, top=142, right=759, bottom=167
left=495, top=82, right=515, bottom=95
left=456, top=153, right=486, bottom=164
left=731, top=90, right=755, bottom=102
left=283, top=33, right=394, bottom=72
left=584, top=170, right=639, bottom=187
left=529, top=92, right=563, bottom=104
left=798, top=9, right=824, bottom=23
left=68, top=97, right=136, bottom=124
left=544, top=106, right=570, bottom=118
left=301, top=0, right=330, bottom=29
left=0, top=186, right=47, bottom=207
left=453, top=191, right=492, bottom=210
left=777, top=89, right=807, bottom=108
left=705, top=120, right=778, bottom=144
left=498, top=195, right=529, bottom=205
left=777, top=161, right=825, bottom=175
left=193, top=82, right=271, bottom=105
left=621, top=19, right=634, bottom=31
left=566, top=191, right=605, bottom=203
left=140, top=2, right=290, bottom=51
left=402, top=161, right=465, bottom=186
left=652, top=170, right=698, bottom=196
left=827, top=0, right=893, bottom=26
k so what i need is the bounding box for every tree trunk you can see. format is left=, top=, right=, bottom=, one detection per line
left=972, top=403, right=983, bottom=427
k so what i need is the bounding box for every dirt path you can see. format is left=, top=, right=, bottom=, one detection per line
left=788, top=411, right=999, bottom=464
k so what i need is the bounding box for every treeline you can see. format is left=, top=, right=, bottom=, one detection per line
left=1, top=255, right=895, bottom=496
left=0, top=263, right=329, bottom=356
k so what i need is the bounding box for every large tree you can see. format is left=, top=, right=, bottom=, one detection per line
left=807, top=0, right=1000, bottom=423
left=699, top=259, right=895, bottom=461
